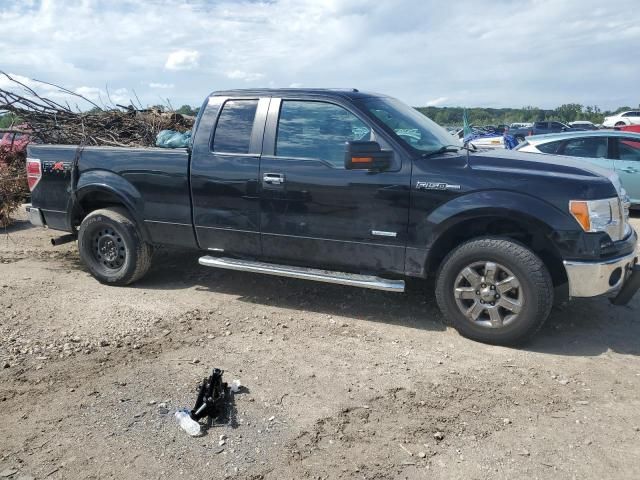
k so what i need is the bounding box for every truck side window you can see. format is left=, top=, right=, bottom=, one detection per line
left=276, top=100, right=371, bottom=168
left=212, top=100, right=259, bottom=154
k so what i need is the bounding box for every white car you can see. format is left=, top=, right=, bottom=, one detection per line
left=602, top=111, right=640, bottom=128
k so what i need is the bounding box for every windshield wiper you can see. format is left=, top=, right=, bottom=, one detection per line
left=421, top=143, right=478, bottom=157
left=421, top=145, right=463, bottom=157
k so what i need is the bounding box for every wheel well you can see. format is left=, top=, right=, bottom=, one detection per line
left=426, top=216, right=568, bottom=290
left=73, top=190, right=134, bottom=229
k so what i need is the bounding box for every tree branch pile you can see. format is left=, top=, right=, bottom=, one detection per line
left=0, top=72, right=194, bottom=147
left=0, top=146, right=27, bottom=228
left=0, top=72, right=195, bottom=226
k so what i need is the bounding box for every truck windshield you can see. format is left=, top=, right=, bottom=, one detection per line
left=359, top=97, right=460, bottom=153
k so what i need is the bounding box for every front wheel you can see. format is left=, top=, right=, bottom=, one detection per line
left=78, top=207, right=152, bottom=285
left=435, top=238, right=553, bottom=345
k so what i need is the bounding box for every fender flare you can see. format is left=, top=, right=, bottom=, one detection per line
left=407, top=190, right=579, bottom=279
left=68, top=170, right=151, bottom=242
left=424, top=190, right=577, bottom=243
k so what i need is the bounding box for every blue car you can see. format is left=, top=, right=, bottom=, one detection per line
left=515, top=130, right=640, bottom=207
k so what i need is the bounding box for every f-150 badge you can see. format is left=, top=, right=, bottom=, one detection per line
left=415, top=181, right=461, bottom=191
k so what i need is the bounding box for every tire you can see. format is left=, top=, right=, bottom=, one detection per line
left=615, top=121, right=626, bottom=127
left=78, top=207, right=152, bottom=285
left=435, top=237, right=553, bottom=346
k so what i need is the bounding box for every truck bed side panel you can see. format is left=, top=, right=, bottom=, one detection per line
left=28, top=145, right=197, bottom=248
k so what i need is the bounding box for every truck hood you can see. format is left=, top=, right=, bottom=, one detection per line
left=469, top=149, right=622, bottom=196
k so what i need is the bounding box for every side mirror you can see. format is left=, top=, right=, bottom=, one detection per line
left=344, top=141, right=392, bottom=170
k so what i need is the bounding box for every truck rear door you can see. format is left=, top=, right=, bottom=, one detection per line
left=258, top=97, right=410, bottom=275
left=190, top=96, right=270, bottom=256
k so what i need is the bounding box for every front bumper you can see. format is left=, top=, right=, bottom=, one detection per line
left=564, top=248, right=639, bottom=300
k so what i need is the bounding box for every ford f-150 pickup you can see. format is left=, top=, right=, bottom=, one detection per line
left=26, top=88, right=640, bottom=345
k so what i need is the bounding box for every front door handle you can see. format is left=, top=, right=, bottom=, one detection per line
left=622, top=167, right=639, bottom=174
left=263, top=173, right=285, bottom=185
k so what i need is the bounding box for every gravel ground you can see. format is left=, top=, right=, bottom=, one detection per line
left=1, top=208, right=639, bottom=480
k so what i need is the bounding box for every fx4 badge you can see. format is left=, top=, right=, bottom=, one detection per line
left=415, top=181, right=461, bottom=191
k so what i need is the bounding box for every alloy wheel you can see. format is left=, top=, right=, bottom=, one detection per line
left=453, top=261, right=523, bottom=328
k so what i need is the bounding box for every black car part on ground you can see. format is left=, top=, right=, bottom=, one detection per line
left=190, top=368, right=230, bottom=422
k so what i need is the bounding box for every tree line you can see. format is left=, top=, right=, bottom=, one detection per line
left=416, top=104, right=639, bottom=127
left=3, top=103, right=638, bottom=131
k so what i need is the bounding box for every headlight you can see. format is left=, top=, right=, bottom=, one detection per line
left=570, top=197, right=625, bottom=240
left=570, top=198, right=613, bottom=232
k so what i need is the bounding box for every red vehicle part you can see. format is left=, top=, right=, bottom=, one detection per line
left=616, top=125, right=640, bottom=134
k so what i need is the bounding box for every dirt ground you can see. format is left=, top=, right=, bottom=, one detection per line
left=1, top=208, right=639, bottom=480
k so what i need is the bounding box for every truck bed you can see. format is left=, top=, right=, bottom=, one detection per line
left=27, top=144, right=196, bottom=248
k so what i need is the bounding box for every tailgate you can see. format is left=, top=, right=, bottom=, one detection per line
left=27, top=144, right=79, bottom=231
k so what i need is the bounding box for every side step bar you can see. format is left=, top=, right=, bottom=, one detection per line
left=198, top=256, right=405, bottom=292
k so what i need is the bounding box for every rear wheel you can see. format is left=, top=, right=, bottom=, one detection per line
left=615, top=121, right=626, bottom=127
left=435, top=238, right=553, bottom=345
left=78, top=207, right=152, bottom=285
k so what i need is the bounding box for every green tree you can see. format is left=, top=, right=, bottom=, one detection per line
left=176, top=105, right=197, bottom=116
left=0, top=113, right=20, bottom=129
left=554, top=104, right=583, bottom=122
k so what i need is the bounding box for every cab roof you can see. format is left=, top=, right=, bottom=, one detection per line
left=208, top=88, right=383, bottom=100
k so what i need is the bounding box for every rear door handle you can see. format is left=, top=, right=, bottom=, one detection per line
left=622, top=167, right=639, bottom=174
left=263, top=173, right=285, bottom=185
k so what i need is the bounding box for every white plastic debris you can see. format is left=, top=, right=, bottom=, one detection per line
left=175, top=409, right=201, bottom=436
left=230, top=379, right=242, bottom=393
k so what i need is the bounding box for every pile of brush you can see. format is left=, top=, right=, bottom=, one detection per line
left=0, top=72, right=194, bottom=226
left=0, top=72, right=193, bottom=147
left=0, top=139, right=28, bottom=227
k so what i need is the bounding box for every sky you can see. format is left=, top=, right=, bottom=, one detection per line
left=0, top=0, right=638, bottom=111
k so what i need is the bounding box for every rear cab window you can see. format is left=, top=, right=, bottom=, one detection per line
left=212, top=99, right=259, bottom=153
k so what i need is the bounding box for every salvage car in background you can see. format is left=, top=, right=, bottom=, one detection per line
left=452, top=127, right=505, bottom=149
left=616, top=124, right=640, bottom=134
left=515, top=131, right=640, bottom=207
left=569, top=120, right=599, bottom=130
left=509, top=121, right=585, bottom=143
left=603, top=111, right=640, bottom=128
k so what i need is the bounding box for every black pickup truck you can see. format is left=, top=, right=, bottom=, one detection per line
left=26, top=88, right=639, bottom=345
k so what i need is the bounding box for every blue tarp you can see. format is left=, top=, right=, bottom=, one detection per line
left=156, top=129, right=192, bottom=148
left=504, top=134, right=518, bottom=150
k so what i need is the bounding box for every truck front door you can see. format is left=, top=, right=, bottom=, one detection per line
left=258, top=98, right=411, bottom=275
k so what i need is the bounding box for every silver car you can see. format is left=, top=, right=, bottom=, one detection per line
left=515, top=130, right=640, bottom=207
